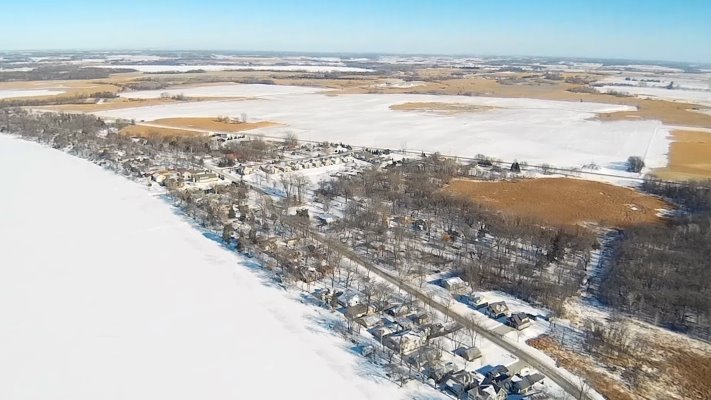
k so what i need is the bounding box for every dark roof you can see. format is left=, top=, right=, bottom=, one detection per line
left=513, top=373, right=545, bottom=392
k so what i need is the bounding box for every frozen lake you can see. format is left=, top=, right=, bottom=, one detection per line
left=0, top=135, right=442, bottom=400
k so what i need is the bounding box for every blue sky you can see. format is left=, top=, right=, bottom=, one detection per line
left=1, top=0, right=710, bottom=63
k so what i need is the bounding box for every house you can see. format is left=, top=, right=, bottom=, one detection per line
left=394, top=316, right=416, bottom=331
left=235, top=164, right=254, bottom=175
left=371, top=323, right=400, bottom=339
left=356, top=314, right=382, bottom=329
left=313, top=288, right=333, bottom=303
left=508, top=312, right=532, bottom=330
left=424, top=361, right=456, bottom=383
left=408, top=310, right=430, bottom=325
left=345, top=303, right=370, bottom=319
left=316, top=215, right=337, bottom=226
left=384, top=303, right=409, bottom=317
left=192, top=172, right=220, bottom=184
left=469, top=384, right=506, bottom=400
left=295, top=266, right=320, bottom=283
left=444, top=370, right=480, bottom=396
left=405, top=346, right=441, bottom=367
left=512, top=372, right=544, bottom=394
left=459, top=293, right=489, bottom=309
left=486, top=302, right=510, bottom=319
left=383, top=330, right=427, bottom=354
left=412, top=219, right=428, bottom=231
left=442, top=276, right=466, bottom=291
left=455, top=346, right=483, bottom=362
left=337, top=290, right=361, bottom=307
left=481, top=365, right=510, bottom=386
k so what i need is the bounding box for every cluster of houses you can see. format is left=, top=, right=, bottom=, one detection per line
left=438, top=276, right=534, bottom=332
left=312, top=286, right=545, bottom=399
left=236, top=154, right=355, bottom=176
left=148, top=168, right=225, bottom=189
left=456, top=292, right=533, bottom=331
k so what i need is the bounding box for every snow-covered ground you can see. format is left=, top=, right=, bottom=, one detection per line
left=119, top=83, right=330, bottom=99
left=92, top=64, right=373, bottom=73
left=597, top=85, right=711, bottom=107
left=0, top=89, right=64, bottom=99
left=0, top=135, right=445, bottom=400
left=94, top=87, right=670, bottom=170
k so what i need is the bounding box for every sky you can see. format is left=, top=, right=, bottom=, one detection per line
left=1, top=0, right=710, bottom=63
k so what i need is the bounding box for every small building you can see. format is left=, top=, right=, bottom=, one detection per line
left=455, top=346, right=483, bottom=362
left=508, top=312, right=532, bottom=330
left=442, top=276, right=466, bottom=291
left=486, top=302, right=510, bottom=319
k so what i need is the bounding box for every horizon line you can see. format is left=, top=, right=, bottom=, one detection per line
left=1, top=48, right=709, bottom=66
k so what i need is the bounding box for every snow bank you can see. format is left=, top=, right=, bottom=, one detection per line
left=0, top=135, right=434, bottom=400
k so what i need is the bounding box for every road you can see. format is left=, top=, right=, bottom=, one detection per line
left=204, top=161, right=594, bottom=400
left=289, top=222, right=594, bottom=400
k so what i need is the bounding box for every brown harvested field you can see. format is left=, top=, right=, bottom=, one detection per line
left=530, top=309, right=711, bottom=400
left=150, top=117, right=278, bottom=132
left=120, top=124, right=203, bottom=139
left=389, top=102, right=496, bottom=114
left=653, top=130, right=711, bottom=180
left=446, top=178, right=669, bottom=227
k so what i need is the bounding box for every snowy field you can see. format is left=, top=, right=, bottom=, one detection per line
left=0, top=135, right=444, bottom=400
left=95, top=87, right=670, bottom=170
left=92, top=64, right=372, bottom=73
left=0, top=89, right=64, bottom=99
left=119, top=83, right=330, bottom=99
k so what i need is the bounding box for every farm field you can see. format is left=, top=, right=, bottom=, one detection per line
left=653, top=129, right=711, bottom=180
left=445, top=177, right=669, bottom=227
left=145, top=117, right=278, bottom=132
left=87, top=89, right=671, bottom=172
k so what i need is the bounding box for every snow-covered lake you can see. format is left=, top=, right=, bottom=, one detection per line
left=0, top=135, right=440, bottom=400
left=119, top=83, right=329, bottom=98
left=0, top=89, right=64, bottom=99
